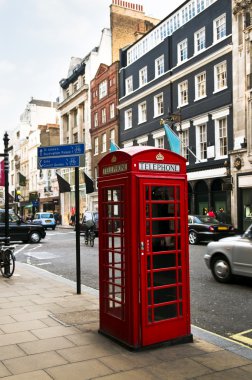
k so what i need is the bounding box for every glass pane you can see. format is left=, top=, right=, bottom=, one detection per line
left=146, top=220, right=150, bottom=234
left=145, top=186, right=149, bottom=200
left=152, top=253, right=176, bottom=269
left=152, top=220, right=175, bottom=234
left=153, top=270, right=177, bottom=286
left=152, top=237, right=176, bottom=251
left=153, top=304, right=177, bottom=321
left=153, top=287, right=177, bottom=304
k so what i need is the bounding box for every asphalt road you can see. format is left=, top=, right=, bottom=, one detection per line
left=13, top=227, right=252, bottom=348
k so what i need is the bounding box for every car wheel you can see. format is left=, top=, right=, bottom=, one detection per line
left=189, top=231, right=198, bottom=245
left=211, top=254, right=233, bottom=283
left=29, top=231, right=41, bottom=244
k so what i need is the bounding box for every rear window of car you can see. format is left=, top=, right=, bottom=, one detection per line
left=36, top=213, right=54, bottom=219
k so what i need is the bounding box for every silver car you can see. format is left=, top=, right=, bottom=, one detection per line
left=204, top=224, right=252, bottom=283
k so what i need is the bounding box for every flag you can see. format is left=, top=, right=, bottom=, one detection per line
left=56, top=173, right=71, bottom=193
left=110, top=141, right=120, bottom=152
left=0, top=160, right=4, bottom=186
left=19, top=172, right=26, bottom=186
left=163, top=123, right=181, bottom=154
left=84, top=172, right=94, bottom=194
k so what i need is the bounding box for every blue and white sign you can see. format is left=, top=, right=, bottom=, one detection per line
left=38, top=143, right=84, bottom=158
left=37, top=143, right=84, bottom=169
left=38, top=156, right=80, bottom=169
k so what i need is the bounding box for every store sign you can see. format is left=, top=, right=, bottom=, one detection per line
left=139, top=162, right=180, bottom=172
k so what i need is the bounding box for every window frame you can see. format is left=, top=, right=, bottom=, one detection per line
left=195, top=71, right=206, bottom=100
left=139, top=66, right=148, bottom=87
left=125, top=109, right=133, bottom=130
left=214, top=60, right=227, bottom=93
left=99, top=80, right=108, bottom=99
left=194, top=27, right=206, bottom=54
left=213, top=13, right=226, bottom=43
left=153, top=93, right=164, bottom=118
left=138, top=101, right=147, bottom=124
left=177, top=39, right=188, bottom=64
left=125, top=76, right=133, bottom=95
left=178, top=80, right=188, bottom=107
left=155, top=55, right=165, bottom=77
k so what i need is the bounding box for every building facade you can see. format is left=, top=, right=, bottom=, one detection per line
left=119, top=0, right=234, bottom=223
left=231, top=0, right=252, bottom=231
left=89, top=61, right=120, bottom=210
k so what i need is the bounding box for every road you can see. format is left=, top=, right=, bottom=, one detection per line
left=14, top=227, right=252, bottom=348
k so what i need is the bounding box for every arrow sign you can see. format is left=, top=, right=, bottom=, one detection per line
left=38, top=156, right=80, bottom=169
left=38, top=143, right=84, bottom=158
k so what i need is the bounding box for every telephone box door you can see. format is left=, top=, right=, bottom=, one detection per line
left=139, top=178, right=191, bottom=347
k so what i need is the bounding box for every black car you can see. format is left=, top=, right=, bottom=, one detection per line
left=79, top=211, right=99, bottom=236
left=0, top=209, right=46, bottom=243
left=188, top=215, right=235, bottom=245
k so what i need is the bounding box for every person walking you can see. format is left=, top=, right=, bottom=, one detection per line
left=217, top=208, right=227, bottom=223
left=207, top=207, right=215, bottom=218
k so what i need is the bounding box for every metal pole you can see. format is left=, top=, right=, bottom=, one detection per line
left=75, top=166, right=81, bottom=294
left=4, top=132, right=10, bottom=246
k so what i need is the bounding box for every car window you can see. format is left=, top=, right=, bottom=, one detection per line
left=197, top=216, right=219, bottom=224
left=40, top=213, right=54, bottom=218
left=35, top=214, right=40, bottom=219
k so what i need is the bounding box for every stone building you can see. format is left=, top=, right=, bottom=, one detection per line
left=231, top=0, right=252, bottom=231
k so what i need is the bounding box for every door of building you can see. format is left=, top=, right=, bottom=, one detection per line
left=139, top=179, right=191, bottom=346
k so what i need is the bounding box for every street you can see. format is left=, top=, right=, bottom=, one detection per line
left=13, top=227, right=252, bottom=348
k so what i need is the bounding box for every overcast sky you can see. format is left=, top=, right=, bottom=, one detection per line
left=0, top=0, right=184, bottom=150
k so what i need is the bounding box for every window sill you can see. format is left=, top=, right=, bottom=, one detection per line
left=213, top=86, right=227, bottom=94
left=194, top=95, right=207, bottom=102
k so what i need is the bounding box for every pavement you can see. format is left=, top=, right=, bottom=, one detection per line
left=0, top=263, right=252, bottom=380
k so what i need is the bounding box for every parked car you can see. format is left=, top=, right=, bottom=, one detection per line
left=204, top=224, right=252, bottom=283
left=32, top=212, right=56, bottom=230
left=188, top=215, right=235, bottom=245
left=79, top=211, right=99, bottom=236
left=0, top=209, right=46, bottom=243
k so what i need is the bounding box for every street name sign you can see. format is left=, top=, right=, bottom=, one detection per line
left=37, top=143, right=84, bottom=169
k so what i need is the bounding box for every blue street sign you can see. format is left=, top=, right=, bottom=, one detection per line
left=38, top=143, right=84, bottom=158
left=38, top=156, right=80, bottom=169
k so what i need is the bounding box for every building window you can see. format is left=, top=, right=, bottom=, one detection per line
left=155, top=136, right=164, bottom=149
left=101, top=108, right=106, bottom=124
left=155, top=55, right=164, bottom=77
left=178, top=39, right=188, bottom=64
left=138, top=101, right=147, bottom=124
left=99, top=80, right=108, bottom=99
left=196, top=0, right=205, bottom=13
left=196, top=124, right=207, bottom=161
left=125, top=76, right=133, bottom=95
left=139, top=66, right=147, bottom=87
left=215, top=117, right=227, bottom=158
left=110, top=129, right=115, bottom=144
left=214, top=14, right=226, bottom=42
left=125, top=109, right=132, bottom=130
left=214, top=61, right=227, bottom=92
left=102, top=133, right=106, bottom=153
left=195, top=72, right=206, bottom=100
left=110, top=103, right=115, bottom=119
left=94, top=137, right=98, bottom=155
left=181, top=129, right=189, bottom=160
left=94, top=112, right=98, bottom=127
left=73, top=81, right=78, bottom=92
left=178, top=80, right=188, bottom=107
left=73, top=133, right=78, bottom=143
left=73, top=109, right=78, bottom=127
left=154, top=93, right=164, bottom=117
left=194, top=27, right=205, bottom=54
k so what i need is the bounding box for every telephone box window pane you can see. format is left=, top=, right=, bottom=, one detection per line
left=153, top=270, right=177, bottom=286
left=178, top=253, right=181, bottom=266
left=153, top=287, right=177, bottom=304
left=145, top=186, right=149, bottom=200
left=153, top=304, right=177, bottom=321
left=178, top=269, right=182, bottom=283
left=152, top=220, right=175, bottom=234
left=148, top=273, right=152, bottom=287
left=152, top=253, right=176, bottom=269
left=152, top=203, right=175, bottom=218
left=179, top=286, right=183, bottom=300
left=146, top=204, right=150, bottom=217
left=146, top=220, right=150, bottom=234
left=152, top=237, right=176, bottom=251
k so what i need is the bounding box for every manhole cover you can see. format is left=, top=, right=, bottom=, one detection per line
left=50, top=310, right=99, bottom=326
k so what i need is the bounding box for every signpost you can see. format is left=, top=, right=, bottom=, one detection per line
left=37, top=143, right=85, bottom=295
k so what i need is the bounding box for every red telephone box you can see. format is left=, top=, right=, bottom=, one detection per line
left=98, top=147, right=192, bottom=349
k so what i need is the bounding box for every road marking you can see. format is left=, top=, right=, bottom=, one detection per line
left=24, top=252, right=58, bottom=260
left=37, top=262, right=52, bottom=266
left=192, top=324, right=252, bottom=350
left=14, top=244, right=29, bottom=255
left=231, top=329, right=252, bottom=346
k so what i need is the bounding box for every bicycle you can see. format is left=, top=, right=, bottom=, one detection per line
left=0, top=245, right=16, bottom=278
left=85, top=228, right=95, bottom=247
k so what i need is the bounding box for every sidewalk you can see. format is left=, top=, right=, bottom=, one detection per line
left=0, top=263, right=252, bottom=380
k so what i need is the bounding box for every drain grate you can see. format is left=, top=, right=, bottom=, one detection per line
left=49, top=310, right=99, bottom=326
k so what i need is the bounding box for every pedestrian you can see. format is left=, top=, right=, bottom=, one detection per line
left=207, top=207, right=215, bottom=218
left=217, top=208, right=227, bottom=223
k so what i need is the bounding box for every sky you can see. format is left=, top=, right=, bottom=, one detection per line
left=0, top=0, right=184, bottom=151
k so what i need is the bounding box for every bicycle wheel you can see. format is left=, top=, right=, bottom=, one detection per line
left=0, top=250, right=15, bottom=278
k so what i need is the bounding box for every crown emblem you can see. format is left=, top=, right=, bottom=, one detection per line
left=111, top=155, right=117, bottom=163
left=156, top=152, right=164, bottom=161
